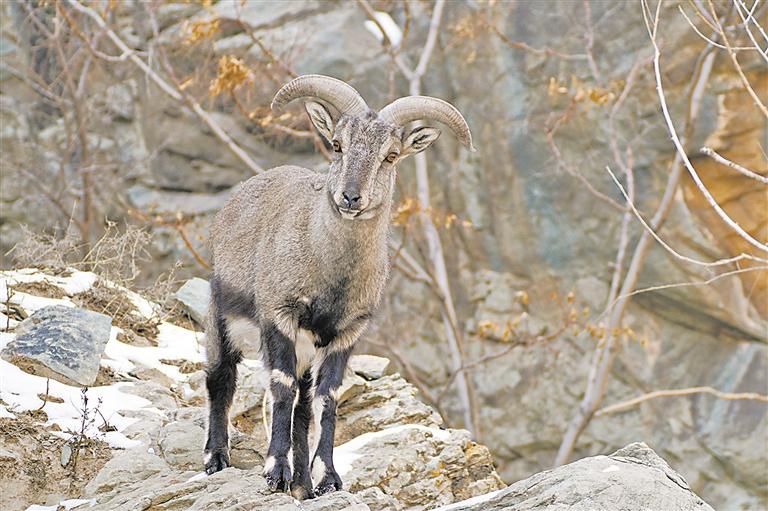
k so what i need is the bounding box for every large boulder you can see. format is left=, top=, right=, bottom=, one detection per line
left=437, top=443, right=714, bottom=511
left=1, top=305, right=112, bottom=386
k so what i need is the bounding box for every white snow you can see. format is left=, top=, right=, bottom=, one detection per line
left=0, top=405, right=15, bottom=419
left=0, top=331, right=15, bottom=350
left=0, top=355, right=151, bottom=449
left=102, top=323, right=205, bottom=382
left=186, top=471, right=209, bottom=482
left=0, top=268, right=97, bottom=298
left=25, top=498, right=95, bottom=511
left=58, top=271, right=98, bottom=295
left=5, top=292, right=74, bottom=314
left=363, top=11, right=403, bottom=47
left=431, top=488, right=506, bottom=510
left=334, top=424, right=451, bottom=477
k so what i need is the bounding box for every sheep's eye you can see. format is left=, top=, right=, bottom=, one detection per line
left=332, top=140, right=342, bottom=153
left=386, top=152, right=398, bottom=163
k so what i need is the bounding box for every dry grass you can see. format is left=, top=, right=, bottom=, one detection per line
left=10, top=281, right=67, bottom=300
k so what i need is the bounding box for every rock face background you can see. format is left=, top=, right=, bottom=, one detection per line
left=0, top=1, right=765, bottom=510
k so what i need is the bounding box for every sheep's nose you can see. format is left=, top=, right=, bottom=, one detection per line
left=342, top=191, right=362, bottom=210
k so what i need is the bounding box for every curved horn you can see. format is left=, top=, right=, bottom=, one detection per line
left=271, top=74, right=369, bottom=117
left=379, top=96, right=475, bottom=151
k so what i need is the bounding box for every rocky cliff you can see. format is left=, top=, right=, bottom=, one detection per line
left=0, top=268, right=714, bottom=511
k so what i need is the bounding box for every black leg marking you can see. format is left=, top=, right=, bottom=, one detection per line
left=204, top=304, right=242, bottom=474
left=311, top=346, right=353, bottom=496
left=290, top=369, right=313, bottom=500
left=262, top=322, right=298, bottom=492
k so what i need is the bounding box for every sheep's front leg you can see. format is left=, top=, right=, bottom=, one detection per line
left=310, top=322, right=364, bottom=496
left=262, top=322, right=298, bottom=492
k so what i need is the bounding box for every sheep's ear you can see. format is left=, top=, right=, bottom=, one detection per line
left=304, top=101, right=335, bottom=142
left=401, top=126, right=441, bottom=157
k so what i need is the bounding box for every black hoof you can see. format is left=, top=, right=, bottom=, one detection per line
left=313, top=470, right=342, bottom=497
left=204, top=449, right=230, bottom=475
left=264, top=457, right=292, bottom=492
left=290, top=482, right=313, bottom=500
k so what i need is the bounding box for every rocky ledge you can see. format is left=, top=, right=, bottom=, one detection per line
left=0, top=268, right=714, bottom=510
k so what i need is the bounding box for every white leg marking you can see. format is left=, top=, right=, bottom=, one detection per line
left=270, top=368, right=295, bottom=388
left=309, top=395, right=325, bottom=459
left=311, top=456, right=327, bottom=486
left=263, top=455, right=276, bottom=475
left=287, top=446, right=294, bottom=475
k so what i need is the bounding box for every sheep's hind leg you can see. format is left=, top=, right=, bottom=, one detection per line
left=310, top=344, right=354, bottom=496
left=204, top=311, right=242, bottom=474
left=262, top=322, right=299, bottom=492
left=289, top=370, right=314, bottom=499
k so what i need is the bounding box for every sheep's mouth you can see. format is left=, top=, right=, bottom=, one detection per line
left=337, top=206, right=363, bottom=219
left=336, top=204, right=380, bottom=220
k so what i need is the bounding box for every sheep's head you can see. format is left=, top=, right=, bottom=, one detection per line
left=271, top=75, right=474, bottom=221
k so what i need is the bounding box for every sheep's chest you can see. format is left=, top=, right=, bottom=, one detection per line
left=296, top=279, right=348, bottom=347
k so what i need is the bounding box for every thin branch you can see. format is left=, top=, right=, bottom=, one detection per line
left=583, top=0, right=603, bottom=83
left=65, top=0, right=264, bottom=175
left=606, top=165, right=768, bottom=266
left=595, top=386, right=768, bottom=416
left=678, top=5, right=758, bottom=50
left=707, top=0, right=768, bottom=118
left=478, top=15, right=587, bottom=61
left=650, top=5, right=768, bottom=252
left=700, top=146, right=768, bottom=184
left=734, top=0, right=768, bottom=62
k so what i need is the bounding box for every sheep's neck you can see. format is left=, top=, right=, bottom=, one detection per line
left=311, top=194, right=391, bottom=277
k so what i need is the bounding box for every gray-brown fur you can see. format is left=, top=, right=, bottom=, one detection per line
left=203, top=75, right=473, bottom=500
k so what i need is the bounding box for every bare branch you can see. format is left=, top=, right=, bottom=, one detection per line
left=606, top=165, right=768, bottom=266
left=649, top=5, right=768, bottom=253
left=678, top=5, right=759, bottom=51
left=706, top=0, right=768, bottom=118
left=733, top=0, right=768, bottom=62
left=66, top=0, right=264, bottom=175
left=700, top=146, right=768, bottom=184
left=595, top=386, right=768, bottom=416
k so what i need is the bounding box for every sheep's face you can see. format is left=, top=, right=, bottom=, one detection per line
left=305, top=101, right=440, bottom=221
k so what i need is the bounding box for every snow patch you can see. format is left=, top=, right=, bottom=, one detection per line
left=432, top=488, right=506, bottom=510
left=0, top=356, right=151, bottom=449
left=334, top=424, right=451, bottom=477
left=102, top=323, right=205, bottom=382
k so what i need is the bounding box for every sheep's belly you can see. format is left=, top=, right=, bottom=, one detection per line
left=226, top=316, right=316, bottom=375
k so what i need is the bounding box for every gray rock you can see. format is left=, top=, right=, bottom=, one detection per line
left=85, top=446, right=171, bottom=497
left=87, top=463, right=369, bottom=511
left=336, top=373, right=443, bottom=444
left=173, top=278, right=211, bottom=326
left=436, top=443, right=714, bottom=511
left=1, top=305, right=112, bottom=386
left=340, top=425, right=503, bottom=510
left=231, top=361, right=269, bottom=418
left=338, top=371, right=367, bottom=404
left=158, top=420, right=205, bottom=471
left=349, top=354, right=391, bottom=380
left=126, top=185, right=234, bottom=217
left=60, top=444, right=72, bottom=467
